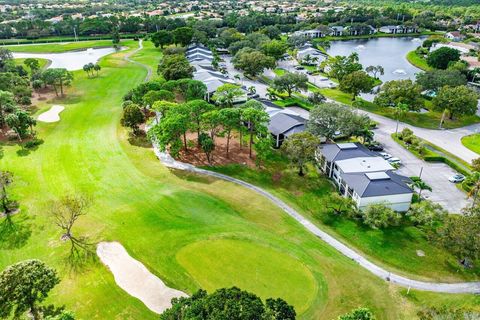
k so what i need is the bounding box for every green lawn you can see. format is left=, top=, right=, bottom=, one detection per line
left=129, top=40, right=163, bottom=79
left=318, top=88, right=480, bottom=129
left=1, top=40, right=479, bottom=319
left=462, top=134, right=480, bottom=155
left=14, top=57, right=50, bottom=69
left=208, top=161, right=480, bottom=282
left=3, top=40, right=116, bottom=53
left=406, top=50, right=433, bottom=71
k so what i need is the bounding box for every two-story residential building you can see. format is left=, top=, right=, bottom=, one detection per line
left=317, top=143, right=413, bottom=212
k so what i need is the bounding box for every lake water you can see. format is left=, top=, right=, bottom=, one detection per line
left=327, top=37, right=425, bottom=82
left=13, top=47, right=120, bottom=71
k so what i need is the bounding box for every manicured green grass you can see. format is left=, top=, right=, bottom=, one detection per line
left=1, top=40, right=478, bottom=320
left=319, top=88, right=480, bottom=129
left=209, top=161, right=480, bottom=282
left=273, top=68, right=285, bottom=76
left=462, top=134, right=480, bottom=155
left=176, top=239, right=318, bottom=314
left=406, top=50, right=433, bottom=71
left=129, top=40, right=163, bottom=79
left=3, top=40, right=116, bottom=53
left=14, top=57, right=50, bottom=69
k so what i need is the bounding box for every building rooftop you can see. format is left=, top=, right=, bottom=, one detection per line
left=320, top=143, right=376, bottom=162
left=335, top=157, right=394, bottom=174
left=341, top=171, right=412, bottom=197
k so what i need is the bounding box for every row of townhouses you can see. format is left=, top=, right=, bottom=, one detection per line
left=294, top=24, right=418, bottom=39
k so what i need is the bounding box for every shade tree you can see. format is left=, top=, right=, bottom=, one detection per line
left=121, top=103, right=145, bottom=135
left=361, top=202, right=401, bottom=229
left=432, top=85, right=478, bottom=122
left=322, top=53, right=362, bottom=81
left=281, top=132, right=320, bottom=176
left=241, top=105, right=269, bottom=158
left=151, top=30, right=174, bottom=48
left=0, top=260, right=60, bottom=320
left=160, top=287, right=295, bottom=320
left=416, top=69, right=467, bottom=92
left=218, top=107, right=242, bottom=158
left=339, top=70, right=375, bottom=101
left=272, top=72, right=308, bottom=97
left=41, top=68, right=73, bottom=97
left=374, top=79, right=424, bottom=111
left=232, top=47, right=276, bottom=78
left=427, top=47, right=461, bottom=70
left=365, top=65, right=384, bottom=79
left=308, top=102, right=370, bottom=141
left=157, top=54, right=194, bottom=81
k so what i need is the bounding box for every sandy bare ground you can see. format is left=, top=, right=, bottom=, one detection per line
left=96, top=241, right=188, bottom=314
left=37, top=105, right=64, bottom=123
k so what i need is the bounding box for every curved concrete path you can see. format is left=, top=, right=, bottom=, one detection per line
left=124, top=39, right=153, bottom=82
left=150, top=142, right=480, bottom=294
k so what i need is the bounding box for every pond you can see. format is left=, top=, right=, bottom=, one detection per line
left=327, top=36, right=425, bottom=82
left=12, top=47, right=121, bottom=71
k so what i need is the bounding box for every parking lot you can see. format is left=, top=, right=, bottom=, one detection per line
left=373, top=125, right=470, bottom=213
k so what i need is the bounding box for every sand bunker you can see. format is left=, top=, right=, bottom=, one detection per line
left=37, top=105, right=64, bottom=123
left=97, top=241, right=187, bottom=314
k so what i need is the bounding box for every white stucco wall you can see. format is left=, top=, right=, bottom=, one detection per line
left=356, top=193, right=413, bottom=212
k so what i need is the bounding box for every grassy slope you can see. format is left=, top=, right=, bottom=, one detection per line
left=0, top=40, right=478, bottom=319
left=406, top=50, right=433, bottom=71
left=462, top=134, right=480, bottom=155
left=129, top=40, right=163, bottom=80
left=3, top=40, right=115, bottom=53
left=14, top=57, right=50, bottom=69
left=209, top=162, right=480, bottom=282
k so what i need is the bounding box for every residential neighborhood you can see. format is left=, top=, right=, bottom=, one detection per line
left=2, top=0, right=480, bottom=319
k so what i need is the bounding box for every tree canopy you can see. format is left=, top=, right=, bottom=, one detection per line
left=232, top=48, right=276, bottom=77
left=432, top=85, right=478, bottom=120
left=0, top=260, right=60, bottom=320
left=160, top=287, right=296, bottom=320
left=374, top=79, right=424, bottom=111
left=272, top=72, right=308, bottom=97
left=158, top=54, right=194, bottom=81
left=427, top=47, right=461, bottom=70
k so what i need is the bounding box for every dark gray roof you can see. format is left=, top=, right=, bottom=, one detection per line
left=320, top=143, right=376, bottom=162
left=341, top=170, right=412, bottom=197
left=268, top=112, right=306, bottom=136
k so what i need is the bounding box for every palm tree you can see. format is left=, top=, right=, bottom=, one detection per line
left=393, top=103, right=409, bottom=135
left=411, top=177, right=432, bottom=200
left=93, top=63, right=101, bottom=76
left=466, top=172, right=480, bottom=206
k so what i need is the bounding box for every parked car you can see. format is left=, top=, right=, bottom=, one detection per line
left=368, top=144, right=384, bottom=151
left=379, top=152, right=392, bottom=159
left=294, top=65, right=305, bottom=70
left=448, top=174, right=465, bottom=183
left=306, top=70, right=314, bottom=75
left=388, top=157, right=402, bottom=166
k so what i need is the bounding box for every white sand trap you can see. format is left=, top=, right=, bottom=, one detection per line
left=97, top=241, right=187, bottom=314
left=37, top=105, right=64, bottom=123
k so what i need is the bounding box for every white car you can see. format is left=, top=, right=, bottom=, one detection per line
left=448, top=174, right=465, bottom=183
left=388, top=157, right=402, bottom=165
left=379, top=152, right=392, bottom=159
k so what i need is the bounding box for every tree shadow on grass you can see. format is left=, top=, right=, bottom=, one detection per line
left=61, top=236, right=98, bottom=274
left=16, top=139, right=44, bottom=157
left=0, top=214, right=32, bottom=250
left=170, top=169, right=217, bottom=185
left=127, top=132, right=151, bottom=148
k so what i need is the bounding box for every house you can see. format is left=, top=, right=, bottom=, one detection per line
left=257, top=99, right=308, bottom=147
left=379, top=25, right=419, bottom=34
left=330, top=26, right=344, bottom=37
left=345, top=24, right=376, bottom=36
left=293, top=29, right=328, bottom=39
left=317, top=143, right=413, bottom=211
left=296, top=44, right=327, bottom=64
left=187, top=44, right=247, bottom=103
left=445, top=31, right=465, bottom=42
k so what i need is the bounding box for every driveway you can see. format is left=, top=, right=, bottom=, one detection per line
left=222, top=55, right=270, bottom=98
